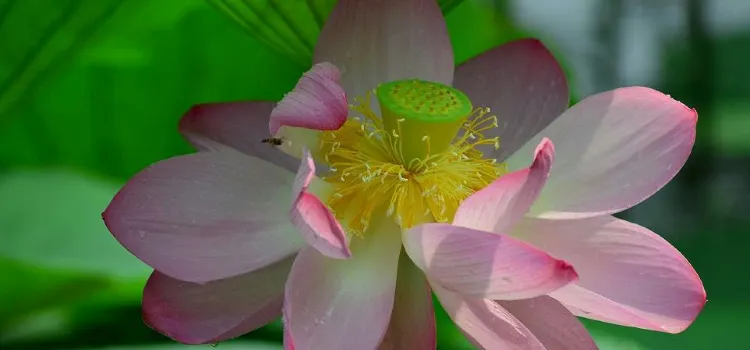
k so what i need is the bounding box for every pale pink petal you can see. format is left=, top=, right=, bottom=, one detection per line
left=315, top=0, right=453, bottom=97
left=453, top=138, right=554, bottom=233
left=507, top=87, right=697, bottom=219
left=269, top=63, right=347, bottom=136
left=285, top=219, right=402, bottom=350
left=433, top=286, right=545, bottom=350
left=283, top=309, right=295, bottom=350
left=404, top=223, right=577, bottom=300
left=289, top=150, right=350, bottom=259
left=378, top=253, right=436, bottom=350
left=143, top=256, right=293, bottom=344
left=179, top=101, right=299, bottom=171
left=453, top=39, right=569, bottom=162
left=103, top=149, right=304, bottom=283
left=498, top=296, right=597, bottom=350
left=516, top=216, right=706, bottom=333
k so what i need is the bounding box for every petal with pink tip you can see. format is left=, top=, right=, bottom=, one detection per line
left=404, top=223, right=577, bottom=300
left=454, top=138, right=554, bottom=233
left=103, top=149, right=304, bottom=283
left=289, top=150, right=350, bottom=259
left=314, top=0, right=454, bottom=97
left=454, top=39, right=569, bottom=162
left=143, top=256, right=293, bottom=345
left=283, top=309, right=295, bottom=350
left=269, top=63, right=347, bottom=136
left=498, top=296, right=597, bottom=350
left=433, top=286, right=545, bottom=350
left=285, top=219, right=402, bottom=350
left=378, top=252, right=436, bottom=350
left=179, top=101, right=299, bottom=172
left=507, top=87, right=697, bottom=219
left=515, top=216, right=706, bottom=333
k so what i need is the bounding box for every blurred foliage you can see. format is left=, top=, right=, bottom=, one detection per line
left=663, top=32, right=750, bottom=156
left=206, top=0, right=469, bottom=65
left=0, top=0, right=748, bottom=349
left=0, top=0, right=122, bottom=118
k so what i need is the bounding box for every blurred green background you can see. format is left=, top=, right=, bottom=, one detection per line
left=1, top=0, right=748, bottom=349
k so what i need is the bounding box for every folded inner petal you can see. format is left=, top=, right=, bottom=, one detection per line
left=453, top=138, right=554, bottom=233
left=269, top=62, right=348, bottom=136
left=404, top=223, right=577, bottom=300
left=290, top=150, right=350, bottom=259
left=104, top=148, right=304, bottom=283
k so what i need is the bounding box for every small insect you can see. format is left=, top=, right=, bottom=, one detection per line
left=261, top=137, right=284, bottom=146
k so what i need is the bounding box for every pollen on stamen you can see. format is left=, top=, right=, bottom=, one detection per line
left=318, top=85, right=507, bottom=236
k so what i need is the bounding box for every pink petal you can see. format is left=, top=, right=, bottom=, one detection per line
left=179, top=101, right=299, bottom=172
left=404, top=223, right=577, bottom=300
left=453, top=138, right=554, bottom=233
left=283, top=309, right=295, bottom=350
left=103, top=149, right=304, bottom=283
left=454, top=39, right=569, bottom=162
left=289, top=150, right=350, bottom=259
left=284, top=220, right=402, bottom=350
left=516, top=216, right=706, bottom=333
left=507, top=87, right=698, bottom=219
left=269, top=63, right=348, bottom=136
left=314, top=0, right=454, bottom=97
left=498, top=296, right=597, bottom=350
left=378, top=253, right=436, bottom=350
left=433, top=286, right=546, bottom=350
left=142, top=256, right=293, bottom=345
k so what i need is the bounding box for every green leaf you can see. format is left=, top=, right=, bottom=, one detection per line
left=445, top=0, right=524, bottom=65
left=0, top=171, right=149, bottom=327
left=0, top=170, right=149, bottom=278
left=81, top=0, right=205, bottom=66
left=0, top=0, right=305, bottom=178
left=207, top=0, right=468, bottom=65
left=591, top=332, right=650, bottom=350
left=0, top=0, right=122, bottom=118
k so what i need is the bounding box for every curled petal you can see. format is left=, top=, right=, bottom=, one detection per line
left=454, top=39, right=569, bottom=162
left=289, top=150, right=350, bottom=259
left=143, top=256, right=293, bottom=344
left=103, top=148, right=303, bottom=283
left=516, top=216, right=706, bottom=333
left=285, top=219, right=402, bottom=350
left=315, top=0, right=454, bottom=96
left=269, top=62, right=347, bottom=136
left=507, top=87, right=697, bottom=219
left=454, top=138, right=554, bottom=233
left=404, top=223, right=577, bottom=300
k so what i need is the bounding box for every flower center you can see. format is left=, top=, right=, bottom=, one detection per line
left=319, top=79, right=506, bottom=235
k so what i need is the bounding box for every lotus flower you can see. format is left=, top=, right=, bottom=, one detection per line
left=103, top=0, right=706, bottom=349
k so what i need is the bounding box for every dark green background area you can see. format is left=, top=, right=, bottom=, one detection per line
left=0, top=0, right=747, bottom=349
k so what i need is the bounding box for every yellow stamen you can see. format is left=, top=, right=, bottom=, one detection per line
left=319, top=81, right=507, bottom=236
